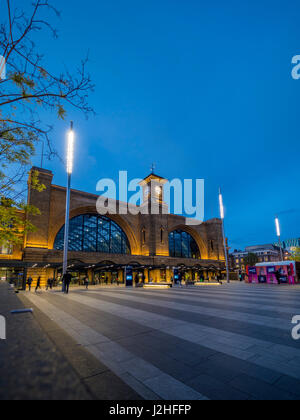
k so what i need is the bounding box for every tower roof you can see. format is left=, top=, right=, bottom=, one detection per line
left=139, top=173, right=168, bottom=186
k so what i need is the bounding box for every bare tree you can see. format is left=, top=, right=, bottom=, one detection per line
left=0, top=0, right=94, bottom=244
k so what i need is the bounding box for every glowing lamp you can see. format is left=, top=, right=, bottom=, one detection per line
left=219, top=191, right=224, bottom=220
left=275, top=217, right=281, bottom=237
left=66, top=126, right=74, bottom=174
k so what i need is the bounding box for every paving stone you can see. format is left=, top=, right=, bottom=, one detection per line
left=86, top=291, right=300, bottom=349
left=84, top=371, right=143, bottom=400
left=229, top=374, right=297, bottom=401
left=274, top=375, right=300, bottom=398
left=0, top=284, right=91, bottom=400
left=15, top=283, right=300, bottom=400
left=143, top=374, right=207, bottom=400
left=186, top=374, right=250, bottom=401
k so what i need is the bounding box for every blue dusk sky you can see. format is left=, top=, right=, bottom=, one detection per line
left=9, top=0, right=300, bottom=249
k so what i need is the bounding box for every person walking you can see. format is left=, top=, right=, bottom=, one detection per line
left=84, top=276, right=89, bottom=290
left=135, top=274, right=139, bottom=287
left=275, top=270, right=281, bottom=285
left=63, top=272, right=72, bottom=294
left=46, top=278, right=52, bottom=290
left=185, top=275, right=189, bottom=287
left=35, top=276, right=41, bottom=293
left=217, top=272, right=223, bottom=285
left=27, top=276, right=33, bottom=292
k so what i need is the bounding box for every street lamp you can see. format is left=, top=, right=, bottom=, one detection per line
left=62, top=122, right=75, bottom=281
left=275, top=216, right=284, bottom=261
left=219, top=188, right=230, bottom=283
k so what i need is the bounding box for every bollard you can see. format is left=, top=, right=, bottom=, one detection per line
left=10, top=309, right=33, bottom=315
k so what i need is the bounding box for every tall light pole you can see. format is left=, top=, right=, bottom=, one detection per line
left=219, top=188, right=230, bottom=283
left=275, top=216, right=284, bottom=261
left=62, top=122, right=75, bottom=279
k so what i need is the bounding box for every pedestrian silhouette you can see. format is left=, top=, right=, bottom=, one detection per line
left=27, top=277, right=33, bottom=291
left=35, top=277, right=41, bottom=292
left=63, top=272, right=72, bottom=294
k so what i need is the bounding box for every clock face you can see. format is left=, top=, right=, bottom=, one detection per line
left=144, top=185, right=163, bottom=201
left=155, top=185, right=163, bottom=201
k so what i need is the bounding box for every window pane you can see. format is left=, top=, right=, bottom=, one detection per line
left=54, top=214, right=130, bottom=255
left=68, top=215, right=83, bottom=251
left=83, top=215, right=97, bottom=252
left=169, top=230, right=200, bottom=259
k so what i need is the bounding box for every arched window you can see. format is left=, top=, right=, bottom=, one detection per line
left=160, top=227, right=164, bottom=244
left=54, top=214, right=131, bottom=254
left=169, top=230, right=200, bottom=259
left=142, top=228, right=146, bottom=245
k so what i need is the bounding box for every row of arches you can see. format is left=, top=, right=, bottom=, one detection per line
left=53, top=214, right=204, bottom=259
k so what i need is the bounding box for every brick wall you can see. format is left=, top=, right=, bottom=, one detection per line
left=22, top=167, right=226, bottom=270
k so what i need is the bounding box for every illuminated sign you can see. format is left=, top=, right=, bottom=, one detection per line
left=125, top=267, right=133, bottom=287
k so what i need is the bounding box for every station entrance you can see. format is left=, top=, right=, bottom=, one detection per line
left=0, top=267, right=26, bottom=289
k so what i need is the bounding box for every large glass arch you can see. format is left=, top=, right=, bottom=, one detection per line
left=54, top=214, right=131, bottom=254
left=169, top=230, right=200, bottom=259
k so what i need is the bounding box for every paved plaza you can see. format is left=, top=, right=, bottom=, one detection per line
left=19, top=282, right=300, bottom=400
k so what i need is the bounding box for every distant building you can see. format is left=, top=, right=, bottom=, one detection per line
left=231, top=244, right=287, bottom=272
left=275, top=238, right=300, bottom=252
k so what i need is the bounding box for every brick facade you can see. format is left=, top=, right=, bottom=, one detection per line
left=2, top=167, right=226, bottom=288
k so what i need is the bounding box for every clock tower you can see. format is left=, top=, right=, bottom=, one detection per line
left=139, top=173, right=169, bottom=256
left=139, top=173, right=168, bottom=209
